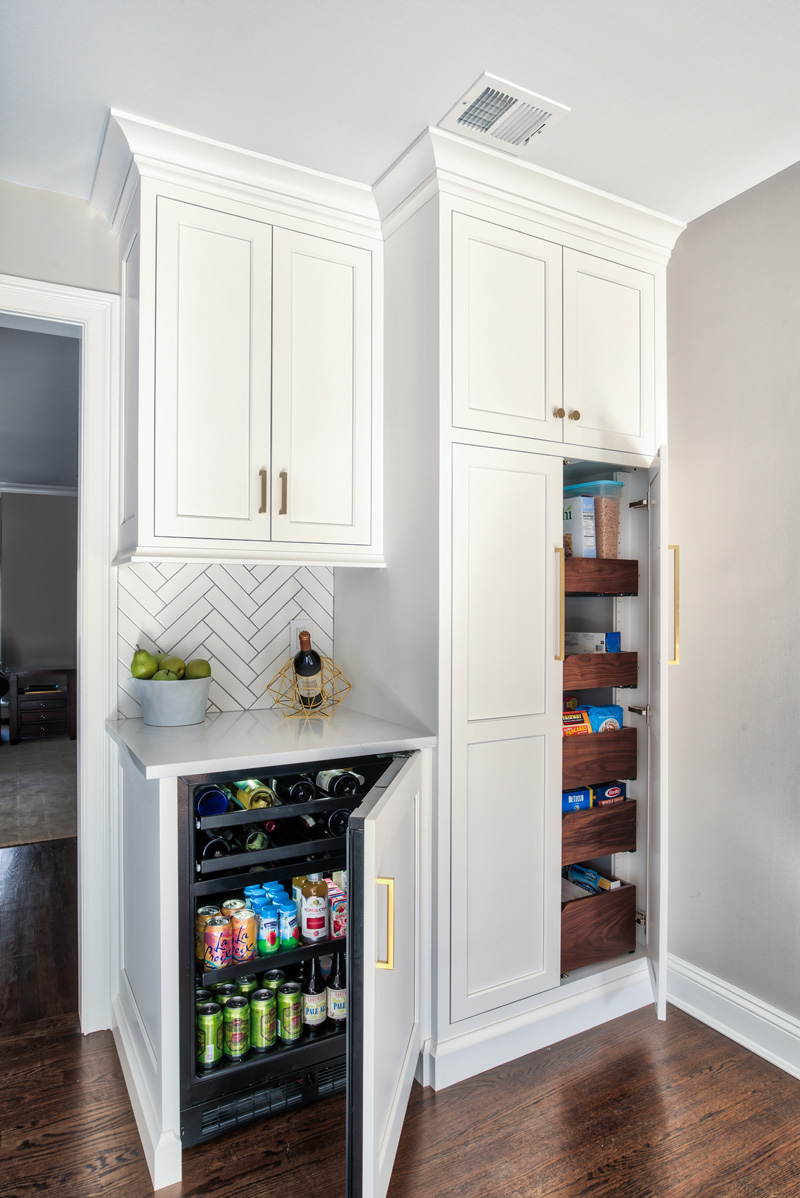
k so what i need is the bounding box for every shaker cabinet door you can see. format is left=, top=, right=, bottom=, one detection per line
left=271, top=228, right=374, bottom=546
left=153, top=197, right=273, bottom=542
left=563, top=248, right=655, bottom=456
left=452, top=213, right=563, bottom=441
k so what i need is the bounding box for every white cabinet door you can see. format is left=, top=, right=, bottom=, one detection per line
left=154, top=197, right=272, bottom=542
left=452, top=213, right=563, bottom=441
left=272, top=227, right=373, bottom=546
left=347, top=752, right=422, bottom=1198
left=647, top=447, right=669, bottom=1018
left=449, top=445, right=563, bottom=1022
left=562, top=248, right=655, bottom=456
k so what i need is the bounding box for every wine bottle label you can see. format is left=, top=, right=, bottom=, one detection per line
left=303, top=990, right=327, bottom=1026
left=327, top=986, right=347, bottom=1021
left=301, top=895, right=329, bottom=942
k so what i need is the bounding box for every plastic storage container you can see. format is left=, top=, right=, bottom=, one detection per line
left=563, top=481, right=623, bottom=559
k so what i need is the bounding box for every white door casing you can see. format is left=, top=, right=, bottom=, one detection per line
left=647, top=447, right=669, bottom=1018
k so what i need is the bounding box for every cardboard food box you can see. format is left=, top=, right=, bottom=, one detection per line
left=563, top=495, right=596, bottom=558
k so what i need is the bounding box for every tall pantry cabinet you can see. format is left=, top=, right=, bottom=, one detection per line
left=336, top=130, right=684, bottom=1089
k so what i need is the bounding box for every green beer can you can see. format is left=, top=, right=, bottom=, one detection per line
left=213, top=983, right=240, bottom=1007
left=260, top=969, right=286, bottom=995
left=236, top=974, right=259, bottom=999
left=250, top=989, right=277, bottom=1052
left=277, top=982, right=302, bottom=1043
left=223, top=996, right=250, bottom=1059
left=195, top=988, right=214, bottom=1006
left=196, top=1002, right=223, bottom=1069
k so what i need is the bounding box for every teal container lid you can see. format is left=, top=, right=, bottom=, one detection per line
left=563, top=480, right=624, bottom=495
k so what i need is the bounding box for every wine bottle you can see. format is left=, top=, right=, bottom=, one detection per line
left=231, top=780, right=280, bottom=809
left=313, top=808, right=351, bottom=837
left=269, top=774, right=317, bottom=803
left=327, top=950, right=346, bottom=1030
left=262, top=815, right=329, bottom=848
left=231, top=824, right=271, bottom=853
left=293, top=631, right=323, bottom=709
left=315, top=768, right=364, bottom=797
left=198, top=829, right=233, bottom=860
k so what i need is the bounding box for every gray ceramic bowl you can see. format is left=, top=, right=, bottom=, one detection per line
left=135, top=675, right=212, bottom=726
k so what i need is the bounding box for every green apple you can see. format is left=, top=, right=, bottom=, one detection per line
left=152, top=669, right=179, bottom=681
left=159, top=655, right=186, bottom=679
left=131, top=648, right=158, bottom=679
left=185, top=658, right=211, bottom=679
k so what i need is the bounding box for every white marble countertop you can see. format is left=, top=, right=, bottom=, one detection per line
left=107, top=706, right=436, bottom=779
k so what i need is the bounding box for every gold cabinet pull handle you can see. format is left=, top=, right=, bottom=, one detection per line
left=553, top=407, right=566, bottom=419
left=258, top=468, right=268, bottom=514
left=279, top=470, right=288, bottom=516
left=555, top=547, right=565, bottom=662
left=568, top=410, right=581, bottom=421
left=669, top=545, right=680, bottom=665
left=376, top=877, right=395, bottom=970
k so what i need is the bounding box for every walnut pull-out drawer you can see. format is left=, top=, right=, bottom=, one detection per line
left=562, top=727, right=637, bottom=790
left=561, top=800, right=637, bottom=866
left=561, top=880, right=636, bottom=973
left=563, top=652, right=637, bottom=690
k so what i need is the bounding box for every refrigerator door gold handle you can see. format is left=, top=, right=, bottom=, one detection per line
left=555, top=547, right=565, bottom=662
left=669, top=544, right=680, bottom=665
left=279, top=470, right=288, bottom=516
left=376, top=877, right=395, bottom=970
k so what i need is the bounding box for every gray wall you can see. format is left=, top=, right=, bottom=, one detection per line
left=667, top=159, right=800, bottom=1018
left=0, top=492, right=78, bottom=667
left=0, top=178, right=118, bottom=294
left=0, top=328, right=80, bottom=487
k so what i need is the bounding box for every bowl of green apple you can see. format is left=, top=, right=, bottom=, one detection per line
left=131, top=647, right=212, bottom=726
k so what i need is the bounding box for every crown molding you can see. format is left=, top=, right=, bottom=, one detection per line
left=375, top=128, right=685, bottom=262
left=91, top=111, right=382, bottom=238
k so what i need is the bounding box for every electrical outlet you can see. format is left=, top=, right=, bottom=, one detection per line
left=289, top=619, right=315, bottom=655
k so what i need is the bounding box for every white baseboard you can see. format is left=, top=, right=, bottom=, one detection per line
left=667, top=954, right=800, bottom=1081
left=426, top=962, right=654, bottom=1091
left=112, top=987, right=182, bottom=1190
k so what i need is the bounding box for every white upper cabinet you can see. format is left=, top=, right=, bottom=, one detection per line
left=562, top=248, right=655, bottom=456
left=450, top=208, right=658, bottom=458
left=452, top=213, right=562, bottom=441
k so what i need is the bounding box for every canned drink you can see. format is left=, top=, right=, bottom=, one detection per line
left=277, top=983, right=303, bottom=1043
left=195, top=905, right=221, bottom=961
left=232, top=907, right=257, bottom=962
left=260, top=969, right=286, bottom=995
left=223, top=995, right=250, bottom=1059
left=236, top=974, right=259, bottom=998
left=204, top=916, right=232, bottom=970
left=195, top=988, right=214, bottom=1007
left=250, top=989, right=277, bottom=1052
left=221, top=898, right=247, bottom=920
left=257, top=902, right=279, bottom=957
left=196, top=1002, right=223, bottom=1069
left=213, top=983, right=240, bottom=1007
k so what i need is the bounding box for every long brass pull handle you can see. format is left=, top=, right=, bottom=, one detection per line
left=568, top=410, right=581, bottom=421
left=669, top=545, right=680, bottom=665
left=376, top=877, right=395, bottom=970
left=555, top=547, right=565, bottom=662
left=258, top=468, right=268, bottom=514
left=279, top=470, right=288, bottom=516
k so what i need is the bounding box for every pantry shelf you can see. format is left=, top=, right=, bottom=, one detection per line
left=562, top=727, right=637, bottom=790
left=564, top=558, right=638, bottom=596
left=561, top=800, right=637, bottom=866
left=563, top=651, right=638, bottom=690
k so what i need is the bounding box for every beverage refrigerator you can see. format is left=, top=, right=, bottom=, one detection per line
left=176, top=748, right=423, bottom=1198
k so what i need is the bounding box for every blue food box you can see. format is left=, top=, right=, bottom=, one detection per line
left=562, top=787, right=593, bottom=812
left=594, top=781, right=627, bottom=804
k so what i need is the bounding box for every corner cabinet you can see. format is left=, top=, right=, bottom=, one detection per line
left=116, top=176, right=382, bottom=566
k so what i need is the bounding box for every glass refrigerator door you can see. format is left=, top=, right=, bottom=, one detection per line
left=347, top=751, right=423, bottom=1198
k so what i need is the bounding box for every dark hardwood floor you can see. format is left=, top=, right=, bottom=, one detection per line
left=2, top=839, right=800, bottom=1196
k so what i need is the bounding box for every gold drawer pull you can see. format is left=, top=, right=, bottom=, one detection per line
left=669, top=545, right=680, bottom=665
left=376, top=877, right=395, bottom=970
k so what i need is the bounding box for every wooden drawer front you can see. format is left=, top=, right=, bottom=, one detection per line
left=562, top=727, right=637, bottom=790
left=21, top=707, right=67, bottom=725
left=561, top=801, right=637, bottom=867
left=563, top=652, right=637, bottom=690
left=19, top=695, right=66, bottom=712
left=561, top=881, right=636, bottom=973
left=564, top=557, right=638, bottom=596
left=20, top=721, right=69, bottom=739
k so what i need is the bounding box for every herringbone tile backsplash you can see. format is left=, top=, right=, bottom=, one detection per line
left=117, top=563, right=334, bottom=717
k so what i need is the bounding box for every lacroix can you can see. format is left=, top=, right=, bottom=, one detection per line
left=250, top=989, right=276, bottom=1052
left=195, top=905, right=221, bottom=961
left=221, top=897, right=247, bottom=921
left=232, top=907, right=257, bottom=962
left=204, top=916, right=232, bottom=970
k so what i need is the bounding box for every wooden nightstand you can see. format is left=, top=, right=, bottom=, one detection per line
left=6, top=667, right=77, bottom=744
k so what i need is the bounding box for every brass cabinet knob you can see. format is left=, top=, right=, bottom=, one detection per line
left=553, top=407, right=566, bottom=419
left=568, top=410, right=581, bottom=421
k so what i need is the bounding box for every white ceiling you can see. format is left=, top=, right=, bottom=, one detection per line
left=3, top=0, right=800, bottom=224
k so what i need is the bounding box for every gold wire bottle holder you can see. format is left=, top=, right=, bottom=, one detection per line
left=266, top=654, right=351, bottom=720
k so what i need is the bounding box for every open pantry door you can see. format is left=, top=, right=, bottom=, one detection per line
left=647, top=447, right=669, bottom=1019
left=347, top=751, right=423, bottom=1198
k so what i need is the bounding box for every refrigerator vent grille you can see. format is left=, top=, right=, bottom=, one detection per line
left=318, top=1059, right=348, bottom=1095
left=438, top=72, right=569, bottom=159
left=199, top=1076, right=304, bottom=1139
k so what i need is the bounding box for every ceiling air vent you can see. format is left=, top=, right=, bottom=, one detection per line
left=438, top=73, right=569, bottom=160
